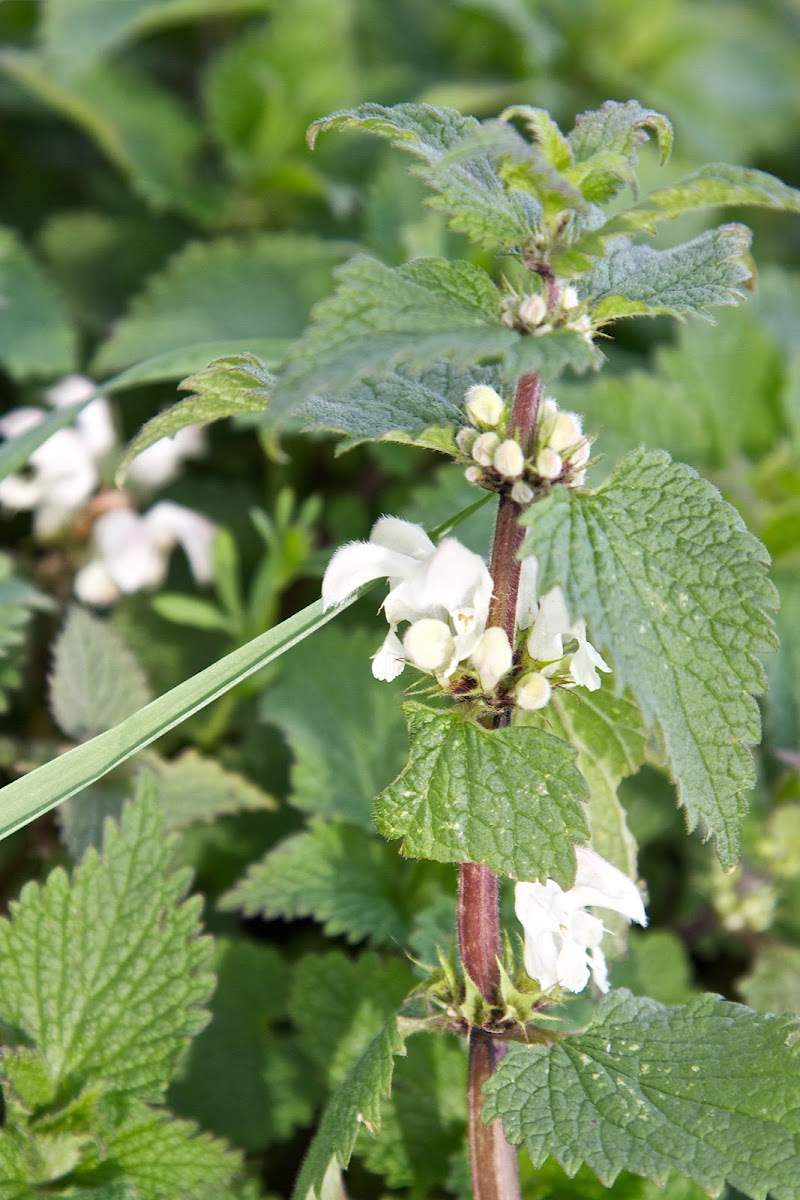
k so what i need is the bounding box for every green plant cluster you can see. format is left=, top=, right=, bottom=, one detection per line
left=1, top=3, right=800, bottom=1199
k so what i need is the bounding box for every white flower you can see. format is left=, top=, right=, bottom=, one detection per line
left=527, top=586, right=572, bottom=665
left=569, top=618, right=611, bottom=691
left=464, top=385, right=505, bottom=428
left=472, top=431, right=501, bottom=467
left=561, top=285, right=580, bottom=311
left=470, top=626, right=512, bottom=691
left=535, top=447, right=563, bottom=481
left=321, top=516, right=493, bottom=682
left=75, top=501, right=216, bottom=606
left=46, top=375, right=116, bottom=462
left=515, top=846, right=647, bottom=994
left=127, top=425, right=207, bottom=491
left=518, top=293, right=547, bottom=327
left=493, top=439, right=525, bottom=479
left=404, top=618, right=456, bottom=673
left=516, top=671, right=551, bottom=710
left=522, top=565, right=610, bottom=694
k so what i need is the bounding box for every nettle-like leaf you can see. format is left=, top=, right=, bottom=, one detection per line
left=295, top=362, right=502, bottom=456
left=374, top=702, right=589, bottom=884
left=291, top=1019, right=408, bottom=1200
left=309, top=102, right=542, bottom=252
left=0, top=786, right=213, bottom=1101
left=93, top=234, right=355, bottom=375
left=258, top=626, right=409, bottom=830
left=608, top=163, right=800, bottom=233
left=566, top=100, right=673, bottom=204
left=0, top=556, right=50, bottom=716
left=271, top=254, right=597, bottom=418
left=221, top=820, right=411, bottom=947
left=146, top=748, right=276, bottom=828
left=521, top=448, right=778, bottom=866
left=584, top=225, right=753, bottom=323
left=117, top=354, right=275, bottom=484
left=483, top=991, right=800, bottom=1200
left=49, top=607, right=152, bottom=741
left=0, top=225, right=76, bottom=380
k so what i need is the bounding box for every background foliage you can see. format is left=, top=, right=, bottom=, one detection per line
left=1, top=2, right=799, bottom=1197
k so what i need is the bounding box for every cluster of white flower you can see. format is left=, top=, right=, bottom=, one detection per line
left=456, top=384, right=591, bottom=497
left=501, top=283, right=593, bottom=347
left=0, top=375, right=215, bottom=606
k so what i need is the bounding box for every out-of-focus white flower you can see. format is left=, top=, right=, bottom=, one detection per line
left=75, top=501, right=216, bottom=606
left=493, top=439, right=525, bottom=479
left=127, top=426, right=207, bottom=491
left=464, top=385, right=505, bottom=429
left=515, top=846, right=647, bottom=994
left=561, top=285, right=580, bottom=311
left=470, top=626, right=513, bottom=691
left=46, top=375, right=116, bottom=462
left=321, top=516, right=493, bottom=682
left=518, top=293, right=547, bottom=327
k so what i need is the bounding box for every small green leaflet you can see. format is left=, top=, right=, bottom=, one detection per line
left=585, top=225, right=753, bottom=323
left=271, top=255, right=597, bottom=418
left=146, top=748, right=276, bottom=827
left=568, top=101, right=672, bottom=179
left=309, top=102, right=542, bottom=251
left=291, top=1019, right=408, bottom=1200
left=608, top=163, right=800, bottom=233
left=221, top=820, right=412, bottom=947
left=0, top=789, right=213, bottom=1102
left=521, top=448, right=777, bottom=866
left=374, top=702, right=589, bottom=884
left=116, top=353, right=275, bottom=484
left=49, top=607, right=152, bottom=740
left=482, top=990, right=800, bottom=1200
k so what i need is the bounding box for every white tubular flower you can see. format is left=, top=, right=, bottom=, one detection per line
left=46, top=374, right=116, bottom=462
left=127, top=425, right=207, bottom=491
left=404, top=619, right=456, bottom=673
left=464, top=385, right=505, bottom=429
left=535, top=447, right=563, bottom=481
left=321, top=516, right=493, bottom=682
left=527, top=586, right=572, bottom=664
left=0, top=414, right=99, bottom=538
left=472, top=432, right=501, bottom=467
left=569, top=619, right=611, bottom=691
left=493, top=439, right=525, bottom=479
left=516, top=671, right=551, bottom=710
left=518, top=293, right=547, bottom=327
left=74, top=502, right=216, bottom=606
left=470, top=627, right=512, bottom=692
left=515, top=846, right=647, bottom=994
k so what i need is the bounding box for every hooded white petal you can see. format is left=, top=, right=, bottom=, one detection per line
left=527, top=586, right=571, bottom=663
left=144, top=501, right=216, bottom=584
left=370, top=516, right=433, bottom=560
left=127, top=425, right=206, bottom=490
left=93, top=509, right=167, bottom=593
left=322, top=541, right=417, bottom=610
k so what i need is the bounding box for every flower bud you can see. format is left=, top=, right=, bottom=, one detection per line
left=536, top=396, right=558, bottom=443
left=471, top=626, right=513, bottom=692
left=403, top=618, right=455, bottom=673
left=472, top=431, right=501, bottom=467
left=518, top=293, right=547, bottom=327
left=562, top=285, right=580, bottom=311
left=570, top=469, right=586, bottom=488
left=456, top=427, right=478, bottom=454
left=548, top=411, right=583, bottom=454
left=516, top=671, right=552, bottom=710
left=511, top=481, right=535, bottom=505
left=464, top=465, right=482, bottom=485
left=536, top=447, right=563, bottom=480
left=464, top=385, right=505, bottom=429
left=567, top=438, right=591, bottom=469
left=493, top=439, right=525, bottom=479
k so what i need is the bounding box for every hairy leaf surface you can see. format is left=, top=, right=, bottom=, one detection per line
left=521, top=448, right=777, bottom=865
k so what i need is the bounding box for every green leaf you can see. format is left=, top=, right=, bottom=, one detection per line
left=42, top=0, right=271, bottom=70
left=610, top=164, right=800, bottom=233
left=585, top=225, right=753, bottom=323
left=611, top=930, right=694, bottom=1006
left=767, top=570, right=800, bottom=754
left=0, top=556, right=51, bottom=716
left=309, top=102, right=542, bottom=251
left=739, top=944, right=800, bottom=1015
left=291, top=1019, right=408, bottom=1200
left=483, top=991, right=800, bottom=1199
left=146, top=748, right=276, bottom=828
left=568, top=101, right=673, bottom=188
left=117, top=354, right=274, bottom=484
left=75, top=1105, right=240, bottom=1200
left=520, top=448, right=777, bottom=867
left=0, top=787, right=213, bottom=1101
left=0, top=54, right=217, bottom=220
left=0, top=226, right=76, bottom=380
left=271, top=255, right=596, bottom=419
left=258, top=626, right=409, bottom=830
left=49, top=607, right=152, bottom=741
left=356, top=1033, right=466, bottom=1191
left=374, top=702, right=589, bottom=883
left=295, top=362, right=501, bottom=455
left=221, top=820, right=411, bottom=947
left=93, top=234, right=354, bottom=375
left=168, top=940, right=311, bottom=1152
left=0, top=593, right=365, bottom=842
left=518, top=684, right=646, bottom=891
left=290, top=951, right=415, bottom=1088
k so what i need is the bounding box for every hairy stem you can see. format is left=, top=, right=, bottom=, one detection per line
left=458, top=370, right=542, bottom=1200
